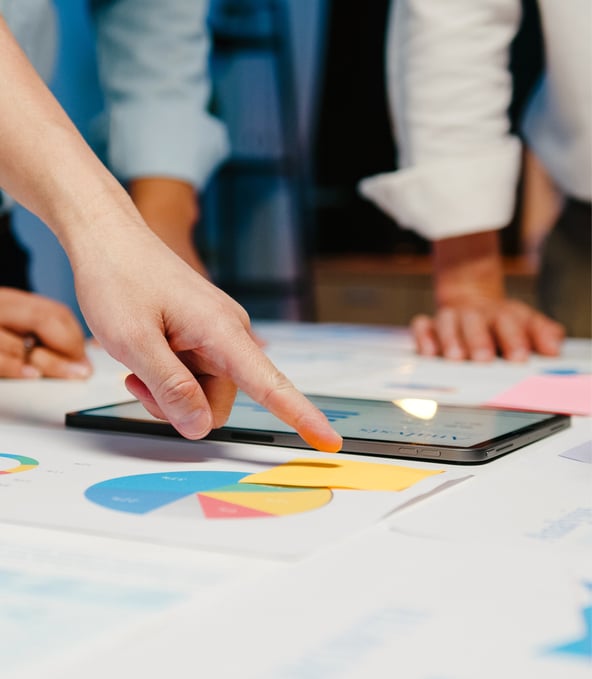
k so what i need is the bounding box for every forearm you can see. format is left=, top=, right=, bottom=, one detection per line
left=128, top=177, right=208, bottom=274
left=0, top=21, right=148, bottom=262
left=128, top=177, right=199, bottom=240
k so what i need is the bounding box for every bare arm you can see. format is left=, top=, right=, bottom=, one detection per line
left=0, top=20, right=341, bottom=451
left=128, top=177, right=209, bottom=276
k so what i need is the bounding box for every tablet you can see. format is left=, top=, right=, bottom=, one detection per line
left=65, top=393, right=570, bottom=464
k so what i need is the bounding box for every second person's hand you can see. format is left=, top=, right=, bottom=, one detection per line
left=411, top=231, right=565, bottom=362
left=411, top=298, right=565, bottom=362
left=0, top=288, right=92, bottom=378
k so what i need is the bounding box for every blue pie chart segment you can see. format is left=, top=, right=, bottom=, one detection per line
left=85, top=471, right=246, bottom=514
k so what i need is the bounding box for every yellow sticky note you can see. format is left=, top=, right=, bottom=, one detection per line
left=240, top=458, right=443, bottom=492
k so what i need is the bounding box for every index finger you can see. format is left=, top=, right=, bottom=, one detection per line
left=227, top=336, right=343, bottom=453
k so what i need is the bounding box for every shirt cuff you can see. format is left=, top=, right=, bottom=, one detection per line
left=358, top=137, right=522, bottom=241
left=107, top=105, right=230, bottom=190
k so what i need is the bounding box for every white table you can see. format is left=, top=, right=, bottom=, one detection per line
left=1, top=322, right=590, bottom=679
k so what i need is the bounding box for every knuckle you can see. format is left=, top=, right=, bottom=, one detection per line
left=53, top=300, right=73, bottom=321
left=259, top=368, right=293, bottom=408
left=157, top=373, right=200, bottom=408
left=223, top=302, right=251, bottom=334
left=234, top=303, right=251, bottom=329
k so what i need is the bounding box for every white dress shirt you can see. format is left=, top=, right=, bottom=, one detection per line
left=359, top=0, right=592, bottom=241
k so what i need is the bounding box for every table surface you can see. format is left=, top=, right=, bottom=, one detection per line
left=1, top=322, right=591, bottom=679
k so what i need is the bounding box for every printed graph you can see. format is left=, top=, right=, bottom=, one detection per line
left=0, top=453, right=39, bottom=475
left=85, top=471, right=332, bottom=519
left=547, top=582, right=592, bottom=660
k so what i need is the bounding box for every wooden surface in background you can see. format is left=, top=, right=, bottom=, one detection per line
left=313, top=255, right=537, bottom=325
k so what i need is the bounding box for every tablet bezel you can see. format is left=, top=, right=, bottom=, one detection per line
left=65, top=395, right=570, bottom=465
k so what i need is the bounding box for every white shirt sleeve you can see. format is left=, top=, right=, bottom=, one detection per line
left=359, top=0, right=524, bottom=241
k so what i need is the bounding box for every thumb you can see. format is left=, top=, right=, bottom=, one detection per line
left=125, top=337, right=214, bottom=439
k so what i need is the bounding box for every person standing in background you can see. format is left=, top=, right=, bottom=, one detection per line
left=0, top=0, right=227, bottom=378
left=1, top=0, right=228, bottom=288
left=361, top=0, right=590, bottom=361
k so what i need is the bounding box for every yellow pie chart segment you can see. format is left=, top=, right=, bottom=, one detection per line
left=200, top=488, right=332, bottom=516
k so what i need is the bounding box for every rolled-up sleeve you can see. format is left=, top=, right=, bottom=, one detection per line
left=359, top=0, right=523, bottom=241
left=92, top=0, right=230, bottom=189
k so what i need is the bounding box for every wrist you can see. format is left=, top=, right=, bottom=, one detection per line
left=128, top=177, right=199, bottom=235
left=433, top=230, right=506, bottom=306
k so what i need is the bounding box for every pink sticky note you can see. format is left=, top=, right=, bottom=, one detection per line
left=486, top=375, right=592, bottom=416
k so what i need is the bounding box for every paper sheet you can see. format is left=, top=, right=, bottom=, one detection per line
left=560, top=441, right=592, bottom=464
left=0, top=425, right=467, bottom=560
left=241, top=457, right=443, bottom=491
left=257, top=322, right=592, bottom=407
left=486, top=374, right=592, bottom=416
left=388, top=422, right=592, bottom=554
left=0, top=523, right=270, bottom=679
left=52, top=531, right=592, bottom=679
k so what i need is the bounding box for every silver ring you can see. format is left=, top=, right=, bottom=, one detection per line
left=22, top=333, right=39, bottom=362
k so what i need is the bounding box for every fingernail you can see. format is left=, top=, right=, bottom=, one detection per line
left=420, top=341, right=437, bottom=356
left=509, top=349, right=529, bottom=362
left=473, top=349, right=494, bottom=362
left=297, top=415, right=343, bottom=453
left=546, top=339, right=561, bottom=354
left=445, top=347, right=464, bottom=361
left=20, top=365, right=41, bottom=379
left=178, top=410, right=212, bottom=439
left=66, top=362, right=92, bottom=378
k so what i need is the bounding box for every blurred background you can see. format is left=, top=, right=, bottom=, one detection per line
left=13, top=0, right=548, bottom=331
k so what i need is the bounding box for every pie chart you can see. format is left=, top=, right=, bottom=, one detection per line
left=0, top=453, right=39, bottom=475
left=85, top=471, right=332, bottom=519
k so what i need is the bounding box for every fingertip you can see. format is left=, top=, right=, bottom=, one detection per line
left=529, top=315, right=566, bottom=356
left=506, top=347, right=529, bottom=362
left=301, top=423, right=343, bottom=453
left=64, top=361, right=93, bottom=379
left=325, top=434, right=344, bottom=454
left=20, top=364, right=41, bottom=379
left=176, top=408, right=213, bottom=439
left=411, top=316, right=439, bottom=357
left=418, top=339, right=438, bottom=357
left=538, top=330, right=565, bottom=356
left=471, top=348, right=495, bottom=362
left=443, top=346, right=465, bottom=361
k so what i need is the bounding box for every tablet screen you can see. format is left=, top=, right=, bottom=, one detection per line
left=77, top=393, right=556, bottom=449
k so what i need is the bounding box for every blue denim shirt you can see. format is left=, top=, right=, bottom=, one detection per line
left=0, top=0, right=229, bottom=201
